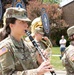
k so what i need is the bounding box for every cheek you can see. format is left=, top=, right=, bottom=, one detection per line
left=21, top=24, right=28, bottom=30
left=39, top=34, right=43, bottom=37
left=23, top=24, right=28, bottom=29
left=16, top=25, right=24, bottom=30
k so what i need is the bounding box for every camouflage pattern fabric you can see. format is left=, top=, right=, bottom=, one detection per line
left=62, top=41, right=74, bottom=75
left=0, top=35, right=38, bottom=75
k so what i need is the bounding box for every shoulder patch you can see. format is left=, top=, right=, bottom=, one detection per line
left=0, top=47, right=8, bottom=56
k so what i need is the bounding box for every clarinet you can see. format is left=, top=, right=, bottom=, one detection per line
left=25, top=30, right=56, bottom=75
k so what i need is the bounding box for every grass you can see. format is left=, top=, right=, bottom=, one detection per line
left=52, top=47, right=61, bottom=55
left=50, top=47, right=65, bottom=70
left=43, top=0, right=50, bottom=3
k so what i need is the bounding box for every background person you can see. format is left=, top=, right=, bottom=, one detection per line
left=62, top=26, right=74, bottom=75
left=59, top=35, right=66, bottom=59
left=0, top=7, right=52, bottom=75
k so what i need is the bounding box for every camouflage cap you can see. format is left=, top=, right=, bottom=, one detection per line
left=3, top=7, right=31, bottom=26
left=33, top=27, right=44, bottom=35
left=67, top=26, right=74, bottom=36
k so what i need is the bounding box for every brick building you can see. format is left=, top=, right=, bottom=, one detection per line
left=60, top=0, right=74, bottom=26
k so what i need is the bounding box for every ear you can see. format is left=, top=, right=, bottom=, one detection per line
left=9, top=23, right=14, bottom=29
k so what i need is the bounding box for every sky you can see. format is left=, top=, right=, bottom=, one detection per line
left=60, top=0, right=73, bottom=7
left=61, top=0, right=73, bottom=2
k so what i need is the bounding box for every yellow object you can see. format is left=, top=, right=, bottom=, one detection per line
left=31, top=16, right=42, bottom=35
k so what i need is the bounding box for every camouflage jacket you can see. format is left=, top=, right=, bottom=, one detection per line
left=0, top=35, right=38, bottom=75
left=62, top=41, right=74, bottom=75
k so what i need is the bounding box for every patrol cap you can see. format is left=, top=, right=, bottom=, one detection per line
left=67, top=26, right=74, bottom=36
left=33, top=27, right=44, bottom=35
left=3, top=7, right=31, bottom=26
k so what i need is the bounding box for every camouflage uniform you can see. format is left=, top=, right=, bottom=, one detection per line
left=0, top=6, right=52, bottom=75
left=0, top=35, right=38, bottom=75
left=0, top=7, right=39, bottom=75
left=62, top=26, right=74, bottom=75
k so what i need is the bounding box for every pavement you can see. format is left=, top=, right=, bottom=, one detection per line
left=44, top=71, right=66, bottom=75
left=52, top=54, right=61, bottom=56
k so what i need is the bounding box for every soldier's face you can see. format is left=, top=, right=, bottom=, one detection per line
left=10, top=19, right=28, bottom=36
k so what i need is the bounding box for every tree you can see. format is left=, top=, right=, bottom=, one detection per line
left=26, top=1, right=69, bottom=46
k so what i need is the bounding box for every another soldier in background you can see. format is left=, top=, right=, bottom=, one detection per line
left=0, top=7, right=53, bottom=75
left=62, top=26, right=74, bottom=75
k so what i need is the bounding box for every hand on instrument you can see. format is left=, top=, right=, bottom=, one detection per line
left=37, top=60, right=53, bottom=75
left=42, top=36, right=49, bottom=41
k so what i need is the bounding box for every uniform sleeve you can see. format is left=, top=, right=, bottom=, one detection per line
left=0, top=46, right=16, bottom=75
left=0, top=46, right=38, bottom=75
left=12, top=69, right=38, bottom=75
left=67, top=49, right=74, bottom=69
left=24, top=69, right=38, bottom=75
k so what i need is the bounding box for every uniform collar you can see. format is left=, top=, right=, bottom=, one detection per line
left=10, top=35, right=24, bottom=48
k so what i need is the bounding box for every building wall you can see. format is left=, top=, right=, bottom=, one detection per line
left=62, top=2, right=74, bottom=26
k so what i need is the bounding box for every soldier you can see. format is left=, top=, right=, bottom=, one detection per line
left=31, top=17, right=52, bottom=49
left=62, top=26, right=74, bottom=75
left=0, top=7, right=53, bottom=75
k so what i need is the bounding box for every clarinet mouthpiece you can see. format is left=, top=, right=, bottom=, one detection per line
left=25, top=30, right=27, bottom=32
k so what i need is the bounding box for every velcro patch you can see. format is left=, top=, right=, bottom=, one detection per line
left=0, top=47, right=8, bottom=56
